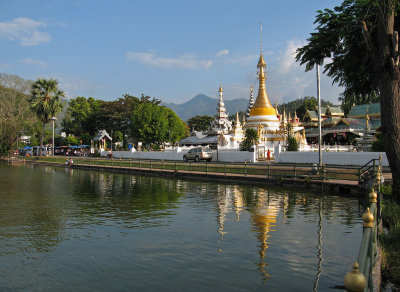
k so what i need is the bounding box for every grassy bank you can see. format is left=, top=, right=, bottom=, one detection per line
left=380, top=184, right=400, bottom=288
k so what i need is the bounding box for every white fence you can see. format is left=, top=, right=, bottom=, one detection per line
left=101, top=147, right=257, bottom=163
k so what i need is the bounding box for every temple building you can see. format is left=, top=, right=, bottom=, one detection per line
left=209, top=85, right=232, bottom=135
left=245, top=85, right=255, bottom=120
left=244, top=50, right=287, bottom=154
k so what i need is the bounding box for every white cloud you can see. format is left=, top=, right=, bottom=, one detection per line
left=275, top=39, right=305, bottom=74
left=0, top=17, right=51, bottom=46
left=265, top=39, right=343, bottom=104
left=20, top=58, right=47, bottom=68
left=224, top=53, right=259, bottom=66
left=126, top=51, right=213, bottom=70
left=215, top=49, right=229, bottom=57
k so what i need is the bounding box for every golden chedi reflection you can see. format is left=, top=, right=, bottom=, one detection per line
left=250, top=192, right=278, bottom=281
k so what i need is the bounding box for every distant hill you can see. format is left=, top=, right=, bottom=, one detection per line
left=163, top=94, right=249, bottom=121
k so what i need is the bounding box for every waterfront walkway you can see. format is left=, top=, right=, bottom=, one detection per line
left=12, top=157, right=392, bottom=195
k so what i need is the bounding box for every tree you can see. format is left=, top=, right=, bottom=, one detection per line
left=0, top=85, right=37, bottom=155
left=130, top=103, right=168, bottom=148
left=62, top=97, right=104, bottom=137
left=240, top=128, right=258, bottom=151
left=29, top=78, right=64, bottom=156
left=287, top=135, right=299, bottom=151
left=296, top=0, right=400, bottom=200
left=187, top=115, right=214, bottom=132
left=164, top=108, right=188, bottom=144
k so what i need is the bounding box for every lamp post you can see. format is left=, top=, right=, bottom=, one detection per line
left=50, top=116, right=57, bottom=156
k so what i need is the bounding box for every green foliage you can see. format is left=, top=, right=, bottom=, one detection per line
left=0, top=84, right=37, bottom=155
left=371, top=132, right=385, bottom=152
left=113, top=131, right=123, bottom=142
left=61, top=94, right=172, bottom=149
left=287, top=135, right=299, bottom=151
left=380, top=198, right=400, bottom=287
left=165, top=108, right=188, bottom=143
left=62, top=96, right=104, bottom=137
left=240, top=128, right=258, bottom=151
left=295, top=0, right=380, bottom=107
left=30, top=78, right=64, bottom=154
left=79, top=133, right=92, bottom=145
left=130, top=103, right=168, bottom=148
left=187, top=115, right=214, bottom=132
left=64, top=136, right=79, bottom=146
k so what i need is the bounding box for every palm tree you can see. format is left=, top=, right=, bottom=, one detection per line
left=29, top=78, right=64, bottom=156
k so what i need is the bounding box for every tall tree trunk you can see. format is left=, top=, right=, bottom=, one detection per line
left=39, top=122, right=45, bottom=156
left=377, top=0, right=400, bottom=201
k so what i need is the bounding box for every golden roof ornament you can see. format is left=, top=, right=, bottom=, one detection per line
left=219, top=84, right=223, bottom=93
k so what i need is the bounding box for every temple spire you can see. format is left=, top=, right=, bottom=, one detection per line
left=249, top=25, right=275, bottom=116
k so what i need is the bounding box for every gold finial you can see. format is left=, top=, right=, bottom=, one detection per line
left=294, top=110, right=298, bottom=120
left=344, top=262, right=367, bottom=292
left=369, top=189, right=377, bottom=203
left=302, top=128, right=306, bottom=140
left=362, top=207, right=374, bottom=228
left=219, top=84, right=223, bottom=93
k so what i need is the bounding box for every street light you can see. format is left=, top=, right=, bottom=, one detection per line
left=50, top=116, right=57, bottom=156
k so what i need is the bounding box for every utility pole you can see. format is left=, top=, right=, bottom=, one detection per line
left=316, top=65, right=322, bottom=166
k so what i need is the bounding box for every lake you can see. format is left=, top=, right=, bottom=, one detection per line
left=0, top=162, right=363, bottom=291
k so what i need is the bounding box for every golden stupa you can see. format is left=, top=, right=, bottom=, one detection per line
left=249, top=52, right=276, bottom=117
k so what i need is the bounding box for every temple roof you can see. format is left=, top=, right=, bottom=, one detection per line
left=92, top=129, right=112, bottom=141
left=348, top=103, right=381, bottom=118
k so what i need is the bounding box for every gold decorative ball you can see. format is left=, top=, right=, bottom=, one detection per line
left=369, top=189, right=377, bottom=203
left=362, top=207, right=374, bottom=228
left=344, top=262, right=367, bottom=292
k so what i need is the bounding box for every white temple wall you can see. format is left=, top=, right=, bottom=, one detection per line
left=101, top=148, right=257, bottom=163
left=274, top=147, right=389, bottom=166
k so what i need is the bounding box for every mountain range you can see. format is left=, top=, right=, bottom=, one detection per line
left=162, top=94, right=249, bottom=121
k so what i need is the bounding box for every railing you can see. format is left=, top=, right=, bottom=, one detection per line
left=19, top=156, right=365, bottom=184
left=344, top=161, right=382, bottom=292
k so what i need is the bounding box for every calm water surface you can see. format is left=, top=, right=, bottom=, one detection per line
left=0, top=162, right=363, bottom=291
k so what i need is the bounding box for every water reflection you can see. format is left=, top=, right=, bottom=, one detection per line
left=0, top=162, right=363, bottom=291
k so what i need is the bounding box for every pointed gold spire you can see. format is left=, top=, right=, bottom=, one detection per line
left=249, top=26, right=276, bottom=117
left=219, top=84, right=223, bottom=93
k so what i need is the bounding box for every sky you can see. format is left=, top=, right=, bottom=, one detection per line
left=0, top=0, right=344, bottom=105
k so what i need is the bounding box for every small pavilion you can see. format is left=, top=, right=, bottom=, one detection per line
left=91, top=130, right=112, bottom=152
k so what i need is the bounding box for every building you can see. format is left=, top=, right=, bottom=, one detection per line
left=244, top=49, right=287, bottom=155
